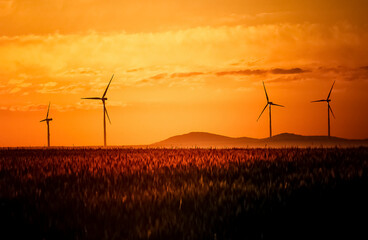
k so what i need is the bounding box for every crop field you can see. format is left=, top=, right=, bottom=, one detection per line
left=0, top=148, right=367, bottom=239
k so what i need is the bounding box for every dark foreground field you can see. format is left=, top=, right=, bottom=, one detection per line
left=0, top=148, right=367, bottom=239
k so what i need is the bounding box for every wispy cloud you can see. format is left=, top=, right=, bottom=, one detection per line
left=4, top=78, right=32, bottom=94
left=267, top=75, right=305, bottom=84
left=216, top=69, right=267, bottom=76
left=315, top=66, right=368, bottom=82
left=216, top=68, right=308, bottom=76
left=135, top=71, right=207, bottom=88
left=2, top=23, right=366, bottom=74
left=1, top=23, right=367, bottom=111
left=60, top=67, right=102, bottom=77
left=170, top=72, right=204, bottom=78
left=76, top=100, right=127, bottom=111
left=3, top=103, right=46, bottom=112
left=36, top=82, right=84, bottom=94
left=1, top=100, right=128, bottom=112
left=135, top=73, right=168, bottom=87
left=270, top=68, right=308, bottom=74
left=150, top=73, right=168, bottom=80
left=126, top=68, right=145, bottom=73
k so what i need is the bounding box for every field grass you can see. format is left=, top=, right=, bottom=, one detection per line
left=0, top=147, right=367, bottom=239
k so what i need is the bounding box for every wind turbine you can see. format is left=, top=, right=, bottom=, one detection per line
left=311, top=81, right=335, bottom=137
left=257, top=81, right=285, bottom=138
left=81, top=74, right=114, bottom=147
left=40, top=102, right=53, bottom=147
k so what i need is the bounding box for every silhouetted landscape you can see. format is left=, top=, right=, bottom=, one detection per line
left=1, top=1, right=368, bottom=239
left=152, top=132, right=368, bottom=148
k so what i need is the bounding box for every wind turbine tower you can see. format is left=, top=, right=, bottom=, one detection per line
left=311, top=81, right=336, bottom=137
left=40, top=102, right=53, bottom=147
left=82, top=74, right=114, bottom=147
left=257, top=81, right=285, bottom=138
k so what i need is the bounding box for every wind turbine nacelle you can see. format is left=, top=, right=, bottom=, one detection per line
left=102, top=98, right=108, bottom=101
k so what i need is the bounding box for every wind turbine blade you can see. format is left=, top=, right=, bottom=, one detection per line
left=311, top=99, right=326, bottom=103
left=263, top=81, right=269, bottom=102
left=81, top=97, right=102, bottom=100
left=271, top=103, right=285, bottom=107
left=102, top=74, right=114, bottom=98
left=327, top=80, right=335, bottom=100
left=329, top=105, right=335, bottom=119
left=257, top=104, right=268, bottom=121
left=105, top=107, right=111, bottom=124
left=40, top=119, right=46, bottom=122
left=46, top=102, right=50, bottom=118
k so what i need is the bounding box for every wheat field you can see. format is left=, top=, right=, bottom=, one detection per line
left=1, top=148, right=367, bottom=239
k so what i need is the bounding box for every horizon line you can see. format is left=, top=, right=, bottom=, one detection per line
left=1, top=131, right=368, bottom=148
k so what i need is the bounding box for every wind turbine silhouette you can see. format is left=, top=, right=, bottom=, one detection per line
left=81, top=74, right=114, bottom=147
left=257, top=81, right=285, bottom=138
left=40, top=102, right=52, bottom=147
left=311, top=81, right=335, bottom=137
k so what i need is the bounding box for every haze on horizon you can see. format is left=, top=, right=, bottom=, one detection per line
left=1, top=0, right=368, bottom=147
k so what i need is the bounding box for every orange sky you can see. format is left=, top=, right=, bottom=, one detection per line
left=1, top=0, right=368, bottom=146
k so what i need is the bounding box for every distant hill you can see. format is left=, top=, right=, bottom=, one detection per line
left=152, top=132, right=368, bottom=148
left=152, top=132, right=257, bottom=148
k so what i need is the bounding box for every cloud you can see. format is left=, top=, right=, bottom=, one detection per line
left=264, top=65, right=368, bottom=84
left=229, top=58, right=263, bottom=67
left=1, top=22, right=368, bottom=109
left=126, top=68, right=145, bottom=73
left=134, top=73, right=168, bottom=87
left=76, top=100, right=127, bottom=111
left=36, top=81, right=85, bottom=94
left=267, top=75, right=305, bottom=84
left=209, top=12, right=295, bottom=27
left=216, top=69, right=267, bottom=76
left=136, top=79, right=154, bottom=87
left=5, top=103, right=46, bottom=112
left=61, top=67, right=102, bottom=77
left=3, top=103, right=69, bottom=112
left=42, top=81, right=57, bottom=87
left=9, top=87, right=21, bottom=93
left=1, top=23, right=367, bottom=79
left=135, top=71, right=207, bottom=88
left=1, top=100, right=128, bottom=112
left=8, top=79, right=23, bottom=84
left=344, top=68, right=368, bottom=82
left=270, top=68, right=307, bottom=74
left=314, top=66, right=368, bottom=82
left=170, top=72, right=204, bottom=78
left=215, top=68, right=308, bottom=76
left=5, top=78, right=32, bottom=94
left=150, top=73, right=168, bottom=80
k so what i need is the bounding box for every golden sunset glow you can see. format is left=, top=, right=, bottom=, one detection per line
left=1, top=0, right=368, bottom=146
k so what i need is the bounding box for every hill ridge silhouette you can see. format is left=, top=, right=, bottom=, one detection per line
left=152, top=132, right=368, bottom=148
